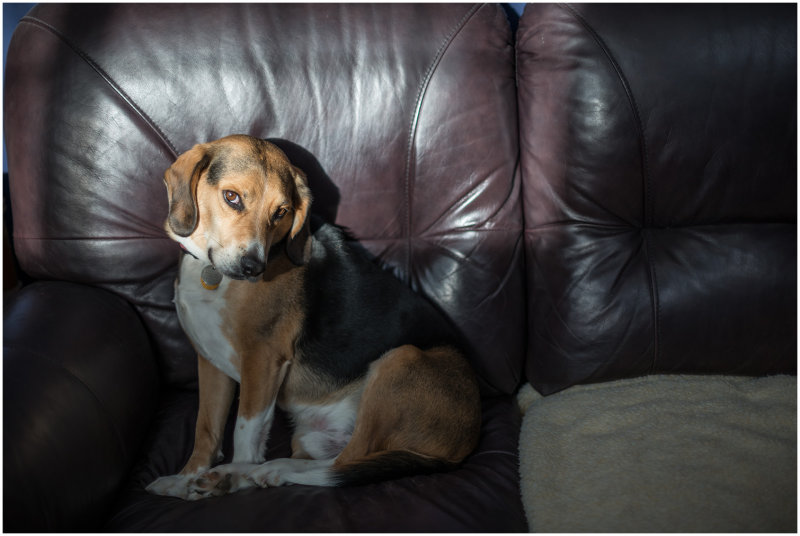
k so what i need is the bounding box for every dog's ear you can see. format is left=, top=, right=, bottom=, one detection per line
left=164, top=144, right=212, bottom=237
left=285, top=165, right=312, bottom=265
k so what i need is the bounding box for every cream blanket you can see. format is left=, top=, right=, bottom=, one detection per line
left=518, top=375, right=797, bottom=532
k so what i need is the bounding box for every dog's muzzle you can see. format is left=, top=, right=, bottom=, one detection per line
left=240, top=252, right=266, bottom=279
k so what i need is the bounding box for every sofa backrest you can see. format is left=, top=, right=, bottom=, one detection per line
left=5, top=4, right=524, bottom=394
left=518, top=4, right=797, bottom=394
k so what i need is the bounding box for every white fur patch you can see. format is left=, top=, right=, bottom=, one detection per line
left=184, top=457, right=337, bottom=496
left=175, top=255, right=240, bottom=382
left=233, top=404, right=275, bottom=464
left=286, top=391, right=361, bottom=460
left=172, top=234, right=210, bottom=264
left=146, top=473, right=197, bottom=498
left=249, top=458, right=337, bottom=487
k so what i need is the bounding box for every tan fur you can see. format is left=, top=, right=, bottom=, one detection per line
left=180, top=355, right=236, bottom=475
left=333, top=345, right=481, bottom=468
left=222, top=256, right=306, bottom=420
left=163, top=135, right=313, bottom=478
left=155, top=135, right=479, bottom=498
left=164, top=134, right=310, bottom=278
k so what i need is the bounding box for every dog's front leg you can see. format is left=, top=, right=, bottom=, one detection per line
left=232, top=356, right=291, bottom=463
left=147, top=355, right=236, bottom=499
left=188, top=355, right=291, bottom=497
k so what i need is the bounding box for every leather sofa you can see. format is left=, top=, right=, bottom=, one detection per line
left=3, top=3, right=795, bottom=532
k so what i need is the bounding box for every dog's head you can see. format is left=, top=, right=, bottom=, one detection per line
left=164, top=135, right=312, bottom=280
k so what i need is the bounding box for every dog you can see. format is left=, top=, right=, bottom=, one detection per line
left=146, top=134, right=481, bottom=500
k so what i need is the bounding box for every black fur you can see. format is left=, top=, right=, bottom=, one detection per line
left=332, top=451, right=458, bottom=487
left=295, top=217, right=462, bottom=386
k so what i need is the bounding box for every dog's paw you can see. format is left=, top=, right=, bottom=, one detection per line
left=186, top=471, right=236, bottom=500
left=146, top=470, right=242, bottom=501
left=146, top=473, right=197, bottom=499
left=247, top=458, right=295, bottom=487
left=188, top=463, right=259, bottom=498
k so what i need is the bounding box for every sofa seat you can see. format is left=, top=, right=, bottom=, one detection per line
left=518, top=375, right=797, bottom=532
left=105, top=392, right=528, bottom=532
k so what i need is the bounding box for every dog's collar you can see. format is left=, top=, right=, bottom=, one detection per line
left=179, top=243, right=199, bottom=260
left=177, top=244, right=220, bottom=290
left=200, top=264, right=222, bottom=290
left=179, top=240, right=286, bottom=291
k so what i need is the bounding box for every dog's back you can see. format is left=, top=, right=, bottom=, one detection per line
left=297, top=218, right=465, bottom=385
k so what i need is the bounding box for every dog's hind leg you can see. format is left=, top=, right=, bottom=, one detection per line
left=189, top=458, right=337, bottom=495
left=248, top=458, right=337, bottom=487
left=324, top=345, right=481, bottom=487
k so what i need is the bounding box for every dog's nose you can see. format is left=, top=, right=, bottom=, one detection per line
left=240, top=254, right=265, bottom=277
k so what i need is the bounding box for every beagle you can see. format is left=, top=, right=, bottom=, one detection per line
left=146, top=135, right=481, bottom=500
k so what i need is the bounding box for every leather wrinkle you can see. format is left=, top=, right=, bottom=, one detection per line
left=5, top=344, right=131, bottom=464
left=412, top=233, right=520, bottom=286
left=527, top=243, right=591, bottom=346
left=528, top=231, right=646, bottom=385
left=641, top=229, right=661, bottom=372
left=559, top=4, right=662, bottom=373
left=467, top=449, right=517, bottom=459
left=530, top=226, right=658, bottom=375
left=19, top=16, right=179, bottom=160
left=402, top=3, right=483, bottom=279
left=526, top=219, right=797, bottom=233
left=558, top=5, right=652, bottom=226
left=419, top=151, right=522, bottom=237
left=472, top=234, right=524, bottom=310
left=14, top=235, right=173, bottom=242
left=365, top=227, right=524, bottom=241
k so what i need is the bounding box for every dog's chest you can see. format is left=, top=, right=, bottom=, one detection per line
left=175, top=256, right=241, bottom=382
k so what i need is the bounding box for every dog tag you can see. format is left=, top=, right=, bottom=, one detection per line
left=201, top=265, right=222, bottom=290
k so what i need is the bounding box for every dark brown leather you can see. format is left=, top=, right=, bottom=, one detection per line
left=105, top=393, right=526, bottom=532
left=3, top=282, right=159, bottom=532
left=517, top=4, right=797, bottom=395
left=5, top=3, right=524, bottom=395
left=5, top=2, right=796, bottom=532
left=4, top=3, right=527, bottom=532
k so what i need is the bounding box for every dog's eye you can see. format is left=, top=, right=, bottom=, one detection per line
left=273, top=207, right=288, bottom=221
left=223, top=190, right=243, bottom=210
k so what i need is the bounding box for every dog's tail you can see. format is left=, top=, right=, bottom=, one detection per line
left=331, top=450, right=458, bottom=487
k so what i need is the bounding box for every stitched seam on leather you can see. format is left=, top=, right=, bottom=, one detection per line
left=468, top=450, right=518, bottom=459
left=418, top=8, right=519, bottom=238
left=559, top=4, right=653, bottom=228
left=19, top=16, right=179, bottom=159
left=473, top=234, right=524, bottom=308
left=641, top=229, right=661, bottom=372
left=560, top=4, right=660, bottom=371
left=14, top=235, right=172, bottom=241
left=402, top=3, right=483, bottom=280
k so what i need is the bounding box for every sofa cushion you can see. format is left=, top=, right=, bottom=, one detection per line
left=105, top=392, right=527, bottom=532
left=518, top=374, right=797, bottom=532
left=517, top=4, right=797, bottom=394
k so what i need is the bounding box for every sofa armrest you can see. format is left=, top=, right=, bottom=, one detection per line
left=3, top=282, right=160, bottom=531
